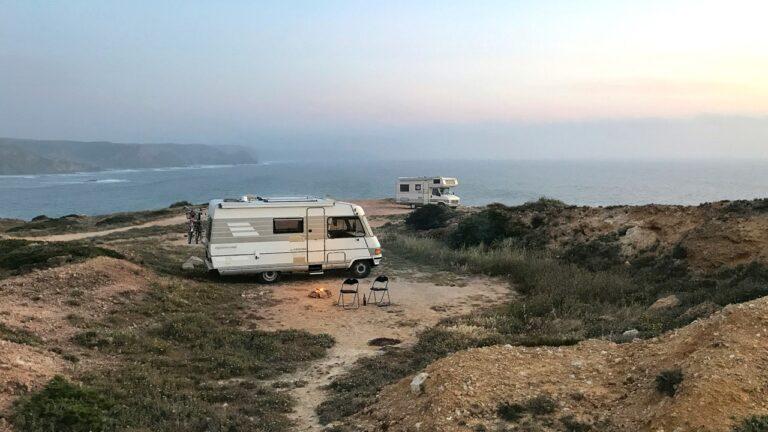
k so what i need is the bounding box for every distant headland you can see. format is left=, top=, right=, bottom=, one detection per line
left=0, top=137, right=257, bottom=175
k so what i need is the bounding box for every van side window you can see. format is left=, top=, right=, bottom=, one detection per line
left=433, top=179, right=440, bottom=184
left=273, top=218, right=304, bottom=234
left=399, top=184, right=410, bottom=192
left=327, top=217, right=366, bottom=238
left=415, top=184, right=421, bottom=191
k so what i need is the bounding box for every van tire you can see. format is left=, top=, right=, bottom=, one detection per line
left=349, top=260, right=372, bottom=278
left=257, top=271, right=281, bottom=284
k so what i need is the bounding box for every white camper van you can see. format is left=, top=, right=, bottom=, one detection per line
left=204, top=196, right=382, bottom=283
left=395, top=177, right=460, bottom=207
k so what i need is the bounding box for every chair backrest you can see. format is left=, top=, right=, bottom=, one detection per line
left=375, top=275, right=388, bottom=283
left=343, top=278, right=359, bottom=285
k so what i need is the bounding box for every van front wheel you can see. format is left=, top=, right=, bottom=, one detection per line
left=349, top=260, right=372, bottom=278
left=257, top=271, right=281, bottom=284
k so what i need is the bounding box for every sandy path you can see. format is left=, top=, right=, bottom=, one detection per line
left=7, top=215, right=186, bottom=242
left=247, top=272, right=510, bottom=431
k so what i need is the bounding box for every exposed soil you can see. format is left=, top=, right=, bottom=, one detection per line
left=242, top=272, right=511, bottom=431
left=350, top=296, right=768, bottom=432
left=0, top=257, right=154, bottom=424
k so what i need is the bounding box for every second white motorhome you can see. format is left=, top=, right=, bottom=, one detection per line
left=395, top=176, right=460, bottom=207
left=204, top=196, right=382, bottom=283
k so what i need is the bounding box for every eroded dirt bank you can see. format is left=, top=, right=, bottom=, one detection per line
left=350, top=296, right=768, bottom=432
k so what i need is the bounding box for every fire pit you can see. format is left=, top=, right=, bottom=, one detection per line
left=308, top=286, right=333, bottom=299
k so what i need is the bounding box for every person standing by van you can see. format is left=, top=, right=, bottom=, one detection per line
left=186, top=207, right=196, bottom=244
left=193, top=210, right=203, bottom=244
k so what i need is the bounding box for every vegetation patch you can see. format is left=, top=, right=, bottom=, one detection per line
left=0, top=322, right=43, bottom=346
left=733, top=415, right=768, bottom=432
left=12, top=375, right=114, bottom=432
left=405, top=204, right=454, bottom=230
left=0, top=239, right=122, bottom=278
left=655, top=368, right=683, bottom=397
left=57, top=277, right=333, bottom=431
left=4, top=207, right=177, bottom=236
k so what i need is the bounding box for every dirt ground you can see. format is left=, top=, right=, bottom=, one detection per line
left=243, top=271, right=511, bottom=431
left=350, top=296, right=768, bottom=432
left=0, top=257, right=154, bottom=428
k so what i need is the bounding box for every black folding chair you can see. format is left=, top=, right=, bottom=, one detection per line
left=338, top=278, right=360, bottom=309
left=366, top=275, right=390, bottom=307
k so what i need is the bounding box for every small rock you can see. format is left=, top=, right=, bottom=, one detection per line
left=649, top=295, right=681, bottom=311
left=411, top=372, right=429, bottom=395
left=182, top=256, right=205, bottom=270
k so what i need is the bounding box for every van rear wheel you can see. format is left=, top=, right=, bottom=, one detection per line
left=257, top=271, right=281, bottom=284
left=349, top=260, right=372, bottom=278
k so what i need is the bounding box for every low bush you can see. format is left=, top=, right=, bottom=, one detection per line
left=733, top=416, right=768, bottom=432
left=6, top=217, right=79, bottom=233
left=525, top=394, right=557, bottom=415
left=169, top=200, right=192, bottom=208
left=449, top=205, right=512, bottom=247
left=560, top=415, right=594, bottom=432
left=655, top=368, right=683, bottom=397
left=0, top=322, right=42, bottom=346
left=95, top=214, right=137, bottom=226
left=0, top=239, right=122, bottom=277
left=12, top=375, right=114, bottom=432
left=405, top=204, right=454, bottom=230
left=561, top=234, right=622, bottom=272
left=497, top=402, right=525, bottom=421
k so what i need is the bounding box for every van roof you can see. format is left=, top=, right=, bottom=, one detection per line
left=214, top=196, right=337, bottom=209
left=397, top=176, right=457, bottom=181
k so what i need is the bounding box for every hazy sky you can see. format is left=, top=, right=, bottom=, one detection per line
left=1, top=1, right=767, bottom=159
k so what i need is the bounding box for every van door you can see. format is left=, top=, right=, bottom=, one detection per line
left=306, top=207, right=326, bottom=264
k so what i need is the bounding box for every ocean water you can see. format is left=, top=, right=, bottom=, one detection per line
left=1, top=159, right=767, bottom=220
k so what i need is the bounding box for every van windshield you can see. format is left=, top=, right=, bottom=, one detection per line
left=432, top=187, right=451, bottom=196
left=327, top=217, right=366, bottom=238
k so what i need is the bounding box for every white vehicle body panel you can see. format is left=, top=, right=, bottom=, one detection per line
left=395, top=176, right=460, bottom=207
left=204, top=197, right=382, bottom=276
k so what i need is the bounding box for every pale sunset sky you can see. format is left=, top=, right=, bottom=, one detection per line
left=1, top=0, right=767, bottom=159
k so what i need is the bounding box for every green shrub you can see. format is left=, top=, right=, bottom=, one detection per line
left=514, top=197, right=567, bottom=212
left=169, top=200, right=192, bottom=208
left=0, top=239, right=122, bottom=276
left=12, top=375, right=114, bottom=432
left=0, top=322, right=42, bottom=346
left=733, top=416, right=768, bottom=432
left=561, top=235, right=622, bottom=271
left=497, top=402, right=525, bottom=421
left=449, top=205, right=511, bottom=247
left=6, top=217, right=79, bottom=233
left=95, top=214, right=137, bottom=226
left=655, top=368, right=683, bottom=396
left=561, top=415, right=594, bottom=432
left=525, top=395, right=556, bottom=415
left=405, top=204, right=454, bottom=230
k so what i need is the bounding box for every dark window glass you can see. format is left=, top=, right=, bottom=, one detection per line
left=433, top=179, right=440, bottom=184
left=273, top=218, right=304, bottom=234
left=415, top=184, right=421, bottom=191
left=399, top=184, right=410, bottom=192
left=327, top=217, right=366, bottom=239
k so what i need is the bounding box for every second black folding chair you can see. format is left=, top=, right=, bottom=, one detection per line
left=338, top=278, right=360, bottom=309
left=366, top=275, right=391, bottom=306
